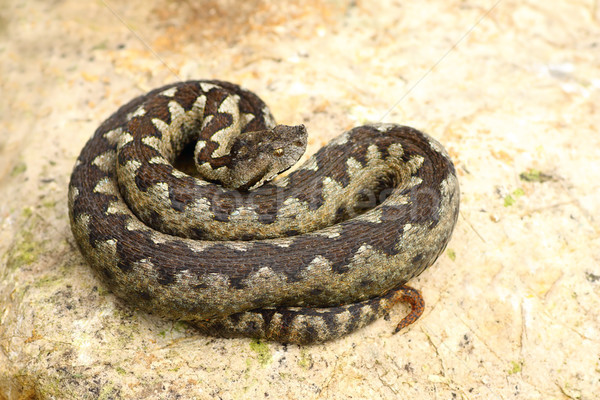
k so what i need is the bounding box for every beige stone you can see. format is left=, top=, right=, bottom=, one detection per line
left=1, top=0, right=599, bottom=398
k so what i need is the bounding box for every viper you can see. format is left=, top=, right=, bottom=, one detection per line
left=68, top=80, right=459, bottom=344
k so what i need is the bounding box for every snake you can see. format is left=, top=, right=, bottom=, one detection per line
left=68, top=80, right=460, bottom=345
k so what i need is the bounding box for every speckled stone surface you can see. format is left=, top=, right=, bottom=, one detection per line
left=1, top=0, right=599, bottom=399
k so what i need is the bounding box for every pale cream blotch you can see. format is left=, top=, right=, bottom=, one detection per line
left=92, top=150, right=116, bottom=173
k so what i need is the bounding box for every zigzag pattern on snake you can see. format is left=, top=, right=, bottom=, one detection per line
left=68, top=80, right=459, bottom=344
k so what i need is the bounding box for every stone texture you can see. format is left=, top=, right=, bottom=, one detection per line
left=1, top=0, right=599, bottom=398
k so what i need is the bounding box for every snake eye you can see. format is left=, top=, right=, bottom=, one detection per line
left=273, top=148, right=284, bottom=157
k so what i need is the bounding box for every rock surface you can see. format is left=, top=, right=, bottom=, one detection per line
left=1, top=0, right=599, bottom=398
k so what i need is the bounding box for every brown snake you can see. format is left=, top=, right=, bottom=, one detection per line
left=68, top=80, right=459, bottom=344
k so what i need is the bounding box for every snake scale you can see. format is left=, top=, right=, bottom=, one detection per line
left=68, top=80, right=459, bottom=344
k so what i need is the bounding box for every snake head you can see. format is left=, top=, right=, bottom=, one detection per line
left=226, top=124, right=308, bottom=190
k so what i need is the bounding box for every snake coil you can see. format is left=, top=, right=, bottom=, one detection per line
left=68, top=80, right=459, bottom=344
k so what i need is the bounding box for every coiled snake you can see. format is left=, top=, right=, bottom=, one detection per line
left=68, top=80, right=459, bottom=344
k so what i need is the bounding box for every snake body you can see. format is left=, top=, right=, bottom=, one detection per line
left=68, top=80, right=459, bottom=344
